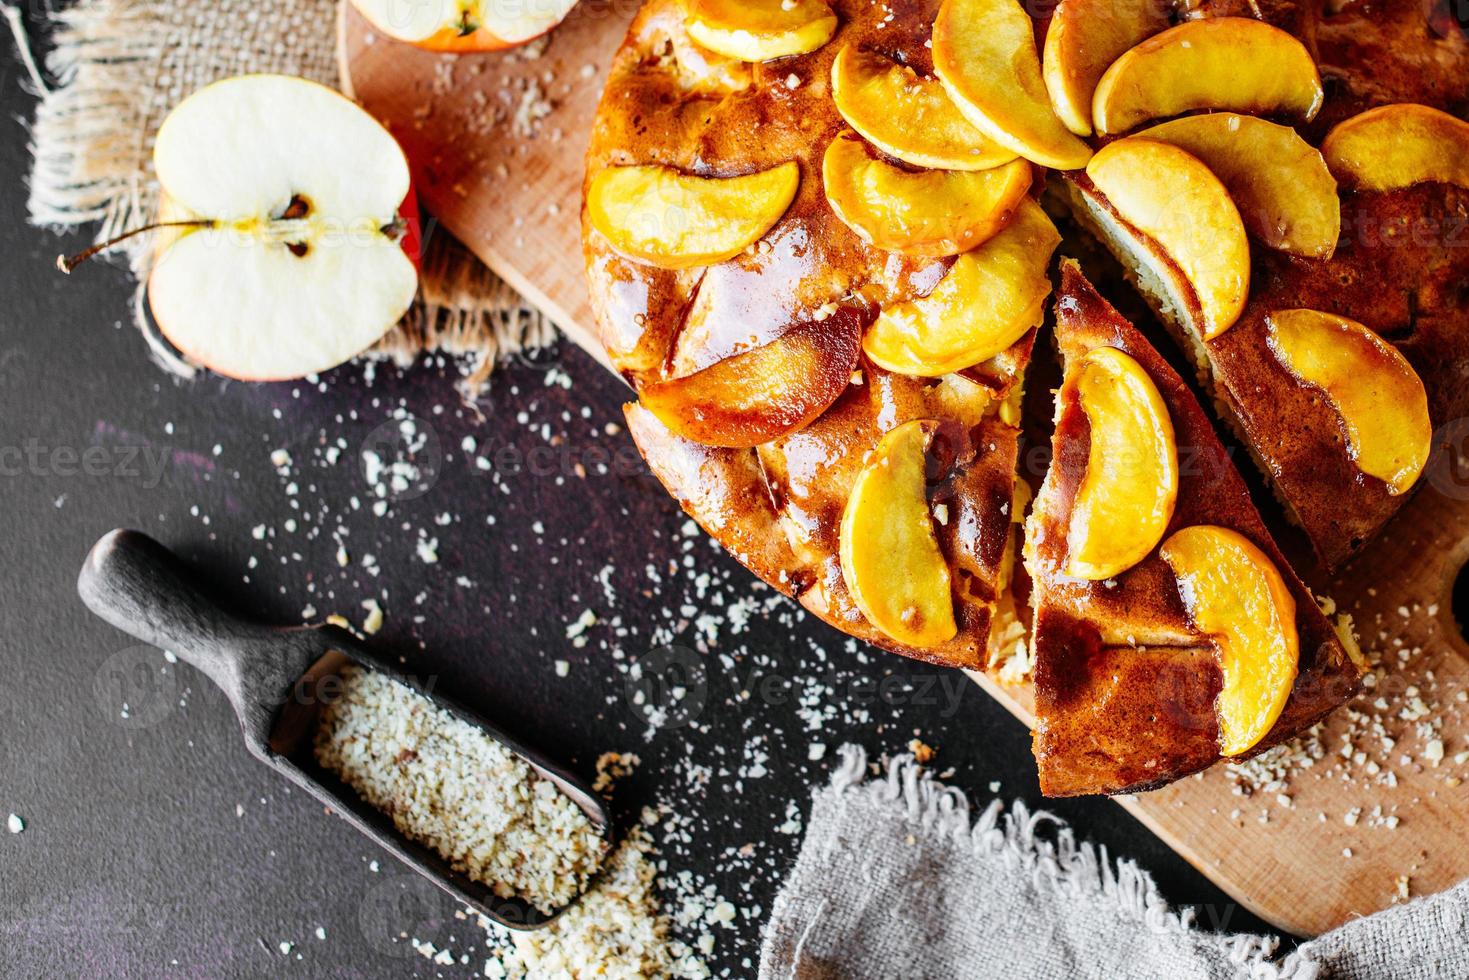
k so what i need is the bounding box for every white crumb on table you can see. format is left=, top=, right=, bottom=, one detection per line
left=476, top=824, right=712, bottom=979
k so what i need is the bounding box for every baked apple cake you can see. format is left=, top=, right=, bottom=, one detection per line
left=1028, top=263, right=1364, bottom=795
left=581, top=0, right=1466, bottom=792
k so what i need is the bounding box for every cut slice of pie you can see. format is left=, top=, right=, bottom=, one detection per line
left=1060, top=0, right=1466, bottom=569
left=1026, top=261, right=1365, bottom=797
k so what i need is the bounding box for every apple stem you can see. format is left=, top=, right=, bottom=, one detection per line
left=56, top=220, right=213, bottom=275
left=381, top=217, right=409, bottom=242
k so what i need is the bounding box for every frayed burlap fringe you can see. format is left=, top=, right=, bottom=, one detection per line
left=827, top=747, right=1320, bottom=979
left=19, top=0, right=548, bottom=384
left=761, top=745, right=1323, bottom=979
left=385, top=233, right=558, bottom=390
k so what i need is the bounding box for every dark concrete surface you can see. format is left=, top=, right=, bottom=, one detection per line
left=0, top=10, right=1292, bottom=977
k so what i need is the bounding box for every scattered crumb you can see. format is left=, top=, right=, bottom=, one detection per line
left=360, top=599, right=384, bottom=635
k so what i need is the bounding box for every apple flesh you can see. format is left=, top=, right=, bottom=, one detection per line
left=145, top=74, right=419, bottom=382
left=830, top=46, right=1017, bottom=172
left=863, top=199, right=1059, bottom=376
left=1321, top=103, right=1469, bottom=193
left=822, top=132, right=1032, bottom=257
left=636, top=307, right=863, bottom=448
left=1092, top=18, right=1323, bottom=136
left=839, top=419, right=957, bottom=648
left=1134, top=114, right=1339, bottom=258
left=349, top=0, right=579, bottom=52
left=684, top=0, right=837, bottom=62
left=586, top=162, right=800, bottom=270
left=1161, top=525, right=1299, bottom=757
left=1085, top=138, right=1250, bottom=340
left=932, top=0, right=1093, bottom=171
left=1065, top=347, right=1178, bottom=581
left=1265, top=309, right=1432, bottom=496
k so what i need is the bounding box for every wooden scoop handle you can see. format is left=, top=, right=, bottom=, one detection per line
left=77, top=529, right=318, bottom=751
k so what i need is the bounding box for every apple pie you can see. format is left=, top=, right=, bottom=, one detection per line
left=581, top=0, right=1464, bottom=791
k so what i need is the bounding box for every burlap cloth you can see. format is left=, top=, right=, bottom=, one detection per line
left=15, top=0, right=554, bottom=385
left=761, top=745, right=1469, bottom=979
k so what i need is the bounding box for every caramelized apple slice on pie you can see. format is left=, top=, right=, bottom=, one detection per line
left=1090, top=17, right=1324, bottom=136
left=1026, top=262, right=1361, bottom=796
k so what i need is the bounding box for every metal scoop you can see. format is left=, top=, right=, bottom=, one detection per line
left=77, top=528, right=610, bottom=930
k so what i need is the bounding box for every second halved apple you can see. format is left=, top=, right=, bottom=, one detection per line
left=863, top=199, right=1059, bottom=376
left=822, top=132, right=1031, bottom=256
left=350, top=0, right=578, bottom=52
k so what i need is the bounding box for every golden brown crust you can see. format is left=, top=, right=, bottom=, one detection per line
left=583, top=0, right=968, bottom=388
left=1029, top=262, right=1362, bottom=797
left=1313, top=0, right=1469, bottom=135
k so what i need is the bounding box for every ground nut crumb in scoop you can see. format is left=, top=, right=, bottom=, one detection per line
left=313, top=664, right=607, bottom=914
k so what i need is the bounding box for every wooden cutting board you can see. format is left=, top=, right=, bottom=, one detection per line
left=339, top=0, right=1469, bottom=937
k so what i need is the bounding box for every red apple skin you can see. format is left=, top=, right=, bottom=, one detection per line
left=397, top=181, right=424, bottom=271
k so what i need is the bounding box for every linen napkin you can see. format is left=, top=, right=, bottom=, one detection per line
left=760, top=745, right=1469, bottom=979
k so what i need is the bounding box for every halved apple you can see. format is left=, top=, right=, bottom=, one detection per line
left=637, top=307, right=862, bottom=448
left=1265, top=309, right=1432, bottom=495
left=586, top=162, right=799, bottom=270
left=822, top=132, right=1031, bottom=256
left=1085, top=138, right=1250, bottom=340
left=839, top=420, right=957, bottom=648
left=1136, top=114, right=1340, bottom=258
left=1321, top=103, right=1469, bottom=193
left=1160, top=525, right=1298, bottom=757
left=1092, top=18, right=1324, bottom=136
left=863, top=199, right=1059, bottom=376
left=830, top=46, right=1017, bottom=172
left=1065, top=347, right=1178, bottom=580
left=146, top=75, right=419, bottom=382
left=684, top=0, right=837, bottom=62
left=349, top=0, right=578, bottom=52
left=931, top=0, right=1093, bottom=170
left=1042, top=0, right=1169, bottom=136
